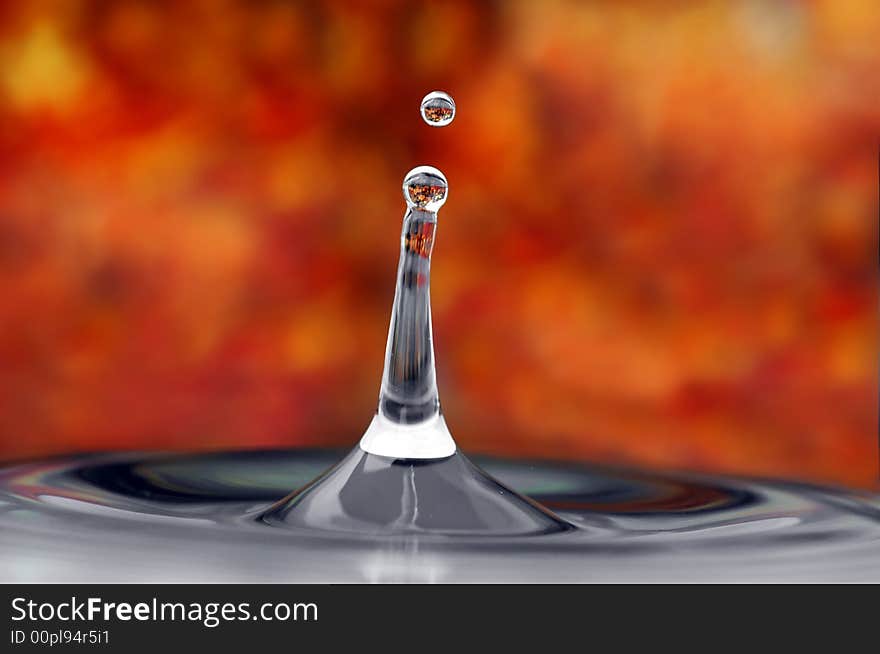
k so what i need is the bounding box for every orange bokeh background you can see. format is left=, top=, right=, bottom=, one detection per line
left=0, top=1, right=876, bottom=487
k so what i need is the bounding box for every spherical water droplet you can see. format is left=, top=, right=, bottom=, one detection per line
left=420, top=91, right=455, bottom=127
left=403, top=166, right=448, bottom=211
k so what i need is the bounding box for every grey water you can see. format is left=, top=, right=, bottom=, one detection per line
left=0, top=449, right=879, bottom=582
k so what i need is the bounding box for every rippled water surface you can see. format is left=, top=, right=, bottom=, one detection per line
left=1, top=450, right=878, bottom=582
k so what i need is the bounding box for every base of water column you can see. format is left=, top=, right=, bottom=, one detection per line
left=258, top=446, right=573, bottom=536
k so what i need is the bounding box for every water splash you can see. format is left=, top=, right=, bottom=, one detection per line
left=259, top=164, right=569, bottom=535
left=2, top=87, right=876, bottom=581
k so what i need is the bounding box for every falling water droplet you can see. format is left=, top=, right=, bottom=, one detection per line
left=420, top=91, right=455, bottom=127
left=403, top=165, right=448, bottom=211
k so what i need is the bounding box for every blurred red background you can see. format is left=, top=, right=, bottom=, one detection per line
left=0, top=1, right=876, bottom=487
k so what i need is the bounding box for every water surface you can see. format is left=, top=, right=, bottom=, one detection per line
left=1, top=450, right=878, bottom=582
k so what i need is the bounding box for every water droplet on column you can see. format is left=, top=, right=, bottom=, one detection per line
left=403, top=165, right=448, bottom=211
